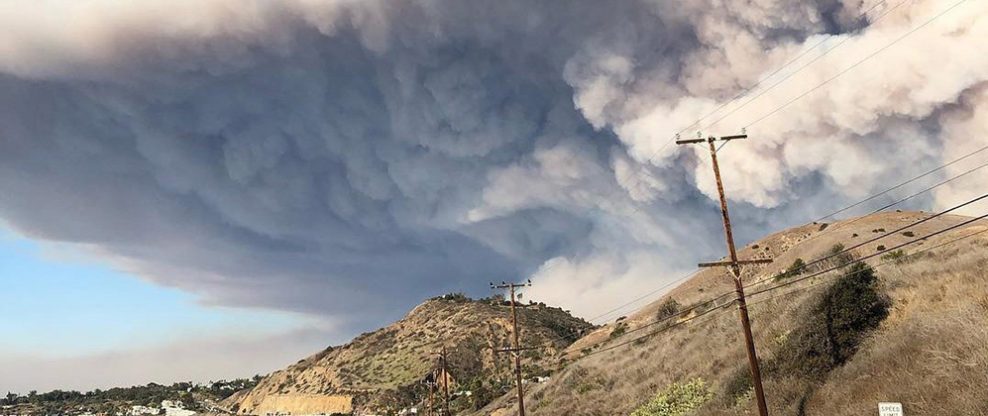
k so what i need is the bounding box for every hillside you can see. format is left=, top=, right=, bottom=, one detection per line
left=226, top=295, right=593, bottom=415
left=474, top=211, right=988, bottom=415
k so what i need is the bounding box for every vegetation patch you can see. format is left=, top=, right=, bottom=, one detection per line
left=721, top=367, right=752, bottom=403
left=656, top=298, right=682, bottom=321
left=880, top=249, right=907, bottom=263
left=631, top=379, right=713, bottom=416
left=773, top=258, right=806, bottom=281
left=768, top=262, right=890, bottom=379
left=610, top=322, right=629, bottom=339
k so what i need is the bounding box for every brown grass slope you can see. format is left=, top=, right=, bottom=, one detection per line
left=475, top=211, right=988, bottom=416
left=229, top=295, right=593, bottom=415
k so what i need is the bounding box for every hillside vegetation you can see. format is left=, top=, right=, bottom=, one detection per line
left=475, top=211, right=988, bottom=415
left=1, top=379, right=259, bottom=416
left=227, top=295, right=593, bottom=415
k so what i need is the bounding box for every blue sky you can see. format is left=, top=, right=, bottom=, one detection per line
left=0, top=226, right=317, bottom=358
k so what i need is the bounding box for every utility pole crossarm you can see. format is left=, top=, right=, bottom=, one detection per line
left=493, top=346, right=542, bottom=353
left=698, top=259, right=772, bottom=268
left=676, top=133, right=748, bottom=145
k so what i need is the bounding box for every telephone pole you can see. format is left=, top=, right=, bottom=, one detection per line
left=676, top=132, right=773, bottom=416
left=426, top=373, right=435, bottom=416
left=439, top=346, right=451, bottom=416
left=491, top=280, right=533, bottom=416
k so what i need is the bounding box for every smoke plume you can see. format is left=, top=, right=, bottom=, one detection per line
left=1, top=0, right=986, bottom=328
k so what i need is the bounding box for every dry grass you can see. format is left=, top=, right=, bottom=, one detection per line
left=806, top=245, right=988, bottom=415
left=474, top=214, right=988, bottom=416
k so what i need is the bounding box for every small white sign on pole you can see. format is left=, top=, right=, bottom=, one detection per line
left=879, top=402, right=903, bottom=416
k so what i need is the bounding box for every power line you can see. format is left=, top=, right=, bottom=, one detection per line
left=700, top=0, right=914, bottom=132
left=746, top=0, right=972, bottom=128
left=586, top=270, right=696, bottom=324
left=749, top=211, right=988, bottom=297
left=745, top=191, right=988, bottom=289
left=581, top=299, right=736, bottom=358
left=590, top=199, right=988, bottom=338
left=866, top=159, right=988, bottom=215
left=536, top=0, right=974, bottom=330
left=772, top=151, right=988, bottom=254
left=579, top=211, right=988, bottom=359
left=815, top=144, right=988, bottom=222
left=651, top=0, right=911, bottom=159
left=746, top=227, right=988, bottom=308
left=587, top=144, right=987, bottom=325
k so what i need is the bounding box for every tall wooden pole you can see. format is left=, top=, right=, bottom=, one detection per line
left=677, top=133, right=771, bottom=416
left=441, top=346, right=451, bottom=416
left=428, top=378, right=435, bottom=416
left=509, top=284, right=526, bottom=416
left=491, top=281, right=532, bottom=416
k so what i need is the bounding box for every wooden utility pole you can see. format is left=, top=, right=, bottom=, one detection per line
left=491, top=280, right=533, bottom=416
left=676, top=132, right=773, bottom=416
left=424, top=370, right=436, bottom=416
left=439, top=346, right=451, bottom=416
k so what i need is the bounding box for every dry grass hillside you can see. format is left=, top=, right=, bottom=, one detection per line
left=227, top=294, right=593, bottom=415
left=475, top=211, right=988, bottom=416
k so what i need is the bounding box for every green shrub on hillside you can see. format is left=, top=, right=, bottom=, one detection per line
left=770, top=262, right=890, bottom=379
left=773, top=258, right=806, bottom=281
left=630, top=379, right=713, bottom=416
left=813, top=243, right=855, bottom=271
left=722, top=367, right=752, bottom=403
left=610, top=322, right=628, bottom=339
left=881, top=249, right=907, bottom=263
left=656, top=298, right=682, bottom=321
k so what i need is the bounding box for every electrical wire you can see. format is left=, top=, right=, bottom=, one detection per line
left=577, top=212, right=988, bottom=358
left=814, top=144, right=988, bottom=222
left=745, top=191, right=988, bottom=288
left=745, top=0, right=972, bottom=128
left=586, top=165, right=988, bottom=325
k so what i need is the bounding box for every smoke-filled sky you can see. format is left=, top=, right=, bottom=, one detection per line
left=1, top=0, right=987, bottom=393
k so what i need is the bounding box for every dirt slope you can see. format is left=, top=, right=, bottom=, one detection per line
left=475, top=211, right=988, bottom=415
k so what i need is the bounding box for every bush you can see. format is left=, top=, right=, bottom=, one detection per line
left=609, top=322, right=628, bottom=339
left=816, top=243, right=855, bottom=270
left=722, top=367, right=752, bottom=402
left=769, top=262, right=889, bottom=379
left=877, top=245, right=886, bottom=251
left=631, top=379, right=713, bottom=416
left=881, top=249, right=907, bottom=263
left=829, top=243, right=845, bottom=255
left=656, top=298, right=682, bottom=321
left=773, top=258, right=807, bottom=281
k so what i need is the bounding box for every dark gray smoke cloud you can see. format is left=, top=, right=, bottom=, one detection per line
left=1, top=0, right=985, bottom=327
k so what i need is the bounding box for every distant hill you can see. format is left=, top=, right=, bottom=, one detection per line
left=226, top=294, right=593, bottom=415
left=473, top=211, right=988, bottom=415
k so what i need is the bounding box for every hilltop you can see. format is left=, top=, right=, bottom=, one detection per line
left=225, top=294, right=593, bottom=415
left=474, top=211, right=988, bottom=415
